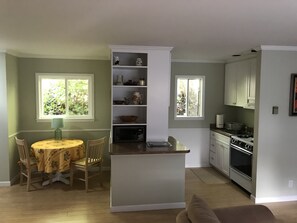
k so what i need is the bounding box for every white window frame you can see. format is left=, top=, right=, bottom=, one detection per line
left=36, top=73, right=94, bottom=121
left=174, top=75, right=205, bottom=120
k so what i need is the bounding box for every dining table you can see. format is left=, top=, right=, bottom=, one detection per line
left=31, top=138, right=85, bottom=186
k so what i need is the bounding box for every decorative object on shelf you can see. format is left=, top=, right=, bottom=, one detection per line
left=120, top=115, right=138, bottom=123
left=114, top=56, right=120, bottom=65
left=116, top=75, right=123, bottom=85
left=51, top=118, right=64, bottom=140
left=131, top=91, right=142, bottom=105
left=124, top=80, right=137, bottom=85
left=289, top=73, right=297, bottom=116
left=113, top=100, right=125, bottom=105
left=138, top=78, right=145, bottom=86
left=124, top=97, right=130, bottom=105
left=136, top=57, right=143, bottom=66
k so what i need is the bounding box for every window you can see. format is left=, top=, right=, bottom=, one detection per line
left=175, top=75, right=205, bottom=120
left=36, top=73, right=94, bottom=120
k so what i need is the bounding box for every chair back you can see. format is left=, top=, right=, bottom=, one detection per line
left=15, top=137, right=31, bottom=168
left=85, top=137, right=106, bottom=167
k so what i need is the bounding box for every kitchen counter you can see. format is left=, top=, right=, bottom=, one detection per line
left=109, top=136, right=190, bottom=155
left=210, top=127, right=234, bottom=137
left=110, top=136, right=189, bottom=212
left=210, top=124, right=251, bottom=137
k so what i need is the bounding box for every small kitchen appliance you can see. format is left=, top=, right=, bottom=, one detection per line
left=113, top=125, right=146, bottom=143
left=216, top=114, right=224, bottom=128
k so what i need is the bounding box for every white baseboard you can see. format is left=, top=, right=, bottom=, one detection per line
left=0, top=181, right=11, bottom=187
left=110, top=202, right=185, bottom=212
left=255, top=195, right=297, bottom=204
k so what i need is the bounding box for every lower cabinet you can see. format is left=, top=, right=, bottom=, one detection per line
left=209, top=131, right=230, bottom=176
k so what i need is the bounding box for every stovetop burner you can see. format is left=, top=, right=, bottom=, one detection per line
left=232, top=135, right=254, bottom=143
left=236, top=134, right=253, bottom=138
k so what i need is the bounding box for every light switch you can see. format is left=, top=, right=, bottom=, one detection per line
left=272, top=106, right=278, bottom=115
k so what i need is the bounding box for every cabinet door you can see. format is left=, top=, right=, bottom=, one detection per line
left=247, top=58, right=256, bottom=107
left=216, top=141, right=224, bottom=170
left=222, top=143, right=230, bottom=176
left=225, top=59, right=254, bottom=108
left=209, top=150, right=216, bottom=166
left=216, top=140, right=230, bottom=176
left=224, top=63, right=237, bottom=106
left=236, top=60, right=249, bottom=107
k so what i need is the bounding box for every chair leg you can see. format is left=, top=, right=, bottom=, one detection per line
left=99, top=164, right=104, bottom=187
left=19, top=165, right=24, bottom=186
left=85, top=170, right=88, bottom=192
left=27, top=170, right=31, bottom=192
left=70, top=167, right=74, bottom=187
left=49, top=173, right=53, bottom=184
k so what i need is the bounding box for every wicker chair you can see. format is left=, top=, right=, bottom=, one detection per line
left=70, top=137, right=106, bottom=192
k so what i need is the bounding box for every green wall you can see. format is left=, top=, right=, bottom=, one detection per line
left=6, top=54, right=20, bottom=181
left=16, top=58, right=112, bottom=172
left=18, top=58, right=111, bottom=132
left=169, top=62, right=226, bottom=128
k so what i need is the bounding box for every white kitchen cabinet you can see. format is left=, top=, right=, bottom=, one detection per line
left=110, top=45, right=173, bottom=142
left=209, top=135, right=217, bottom=166
left=246, top=58, right=257, bottom=108
left=224, top=58, right=256, bottom=109
left=209, top=131, right=230, bottom=176
left=236, top=60, right=249, bottom=107
left=224, top=63, right=237, bottom=106
left=220, top=140, right=230, bottom=176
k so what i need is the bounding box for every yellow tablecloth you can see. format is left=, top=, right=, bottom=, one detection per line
left=31, top=139, right=85, bottom=173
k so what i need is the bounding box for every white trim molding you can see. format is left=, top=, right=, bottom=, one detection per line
left=20, top=128, right=110, bottom=134
left=0, top=181, right=11, bottom=187
left=110, top=202, right=185, bottom=212
left=260, top=45, right=297, bottom=51
left=109, top=45, right=173, bottom=52
left=255, top=195, right=297, bottom=204
left=172, top=59, right=225, bottom=64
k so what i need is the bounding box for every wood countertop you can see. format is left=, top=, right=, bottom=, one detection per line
left=109, top=136, right=190, bottom=155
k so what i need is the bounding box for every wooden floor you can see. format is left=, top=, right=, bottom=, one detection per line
left=0, top=168, right=296, bottom=223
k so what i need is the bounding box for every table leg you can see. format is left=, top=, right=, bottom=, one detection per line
left=42, top=172, right=70, bottom=186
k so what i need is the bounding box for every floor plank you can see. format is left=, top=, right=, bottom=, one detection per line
left=0, top=168, right=296, bottom=222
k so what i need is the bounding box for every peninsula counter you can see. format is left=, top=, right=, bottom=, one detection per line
left=109, top=137, right=190, bottom=212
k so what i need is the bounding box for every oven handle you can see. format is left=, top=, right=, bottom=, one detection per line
left=230, top=144, right=252, bottom=155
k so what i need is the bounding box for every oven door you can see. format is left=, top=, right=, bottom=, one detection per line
left=230, top=144, right=252, bottom=179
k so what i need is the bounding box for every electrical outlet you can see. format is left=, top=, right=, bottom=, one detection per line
left=288, top=180, right=294, bottom=188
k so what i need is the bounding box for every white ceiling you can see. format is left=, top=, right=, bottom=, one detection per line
left=1, top=0, right=297, bottom=62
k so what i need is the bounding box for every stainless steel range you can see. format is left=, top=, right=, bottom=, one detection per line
left=230, top=135, right=253, bottom=193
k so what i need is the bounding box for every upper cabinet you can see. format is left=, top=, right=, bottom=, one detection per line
left=224, top=58, right=257, bottom=109
left=247, top=58, right=256, bottom=107
left=110, top=45, right=173, bottom=142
